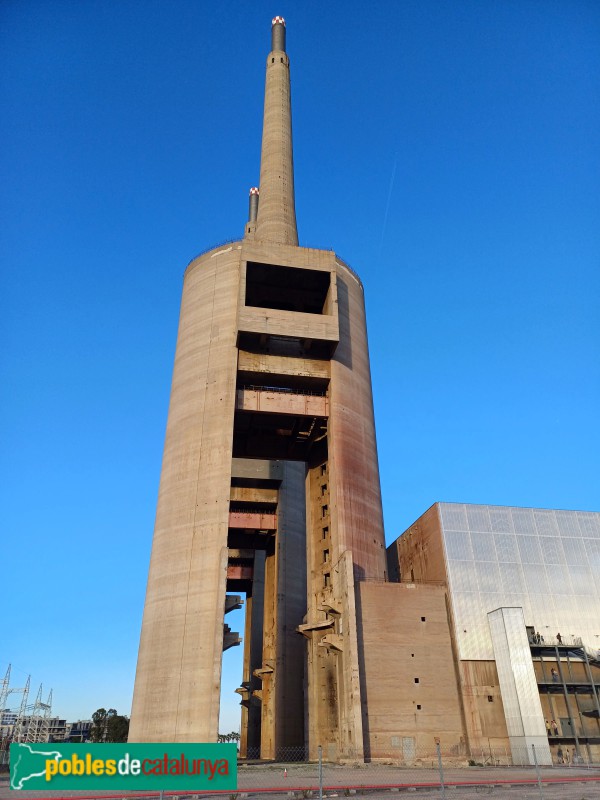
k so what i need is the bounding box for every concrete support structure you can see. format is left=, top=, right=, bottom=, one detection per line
left=130, top=17, right=386, bottom=760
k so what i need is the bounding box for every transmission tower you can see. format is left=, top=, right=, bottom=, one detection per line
left=10, top=676, right=30, bottom=744
left=0, top=665, right=10, bottom=716
left=37, top=688, right=53, bottom=743
left=24, top=685, right=53, bottom=743
left=2, top=667, right=53, bottom=744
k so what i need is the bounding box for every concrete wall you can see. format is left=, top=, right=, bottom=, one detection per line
left=387, top=504, right=445, bottom=584
left=387, top=507, right=514, bottom=761
left=130, top=244, right=242, bottom=742
left=458, top=660, right=509, bottom=755
left=356, top=582, right=466, bottom=761
left=330, top=259, right=387, bottom=583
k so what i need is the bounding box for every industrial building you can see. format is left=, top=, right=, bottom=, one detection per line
left=384, top=504, right=600, bottom=765
left=129, top=18, right=600, bottom=766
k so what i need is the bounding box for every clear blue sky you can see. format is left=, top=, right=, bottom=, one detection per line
left=2, top=0, right=599, bottom=734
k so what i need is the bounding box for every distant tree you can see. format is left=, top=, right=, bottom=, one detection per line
left=217, top=731, right=240, bottom=743
left=90, top=708, right=117, bottom=742
left=90, top=708, right=107, bottom=742
left=106, top=715, right=129, bottom=742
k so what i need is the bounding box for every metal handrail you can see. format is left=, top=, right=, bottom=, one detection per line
left=229, top=504, right=277, bottom=514
left=529, top=635, right=584, bottom=648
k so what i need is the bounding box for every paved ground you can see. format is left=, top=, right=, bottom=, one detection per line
left=1, top=763, right=599, bottom=800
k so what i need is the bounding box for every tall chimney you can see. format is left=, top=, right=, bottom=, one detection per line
left=248, top=187, right=259, bottom=223
left=254, top=16, right=299, bottom=246
left=245, top=187, right=259, bottom=238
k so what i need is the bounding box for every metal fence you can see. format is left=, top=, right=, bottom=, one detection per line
left=235, top=756, right=600, bottom=800
left=1, top=743, right=599, bottom=800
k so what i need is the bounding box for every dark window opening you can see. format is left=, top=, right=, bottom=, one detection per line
left=488, top=696, right=493, bottom=702
left=322, top=526, right=329, bottom=539
left=324, top=573, right=330, bottom=588
left=416, top=705, right=422, bottom=710
left=323, top=549, right=329, bottom=563
left=321, top=464, right=327, bottom=475
left=414, top=678, right=420, bottom=684
left=421, top=617, right=426, bottom=622
left=245, top=262, right=330, bottom=314
left=410, top=568, right=415, bottom=581
left=237, top=331, right=336, bottom=360
left=321, top=484, right=327, bottom=495
left=322, top=505, right=328, bottom=518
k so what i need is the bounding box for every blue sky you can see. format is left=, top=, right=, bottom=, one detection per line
left=1, top=0, right=599, bottom=734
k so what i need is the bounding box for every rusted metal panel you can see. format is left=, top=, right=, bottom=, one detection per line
left=229, top=511, right=277, bottom=530
left=227, top=564, right=254, bottom=580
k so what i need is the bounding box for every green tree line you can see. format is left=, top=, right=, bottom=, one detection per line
left=90, top=708, right=130, bottom=742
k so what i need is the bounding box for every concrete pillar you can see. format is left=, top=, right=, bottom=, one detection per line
left=239, top=552, right=265, bottom=758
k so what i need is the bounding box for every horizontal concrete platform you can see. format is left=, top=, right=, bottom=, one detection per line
left=236, top=388, right=328, bottom=417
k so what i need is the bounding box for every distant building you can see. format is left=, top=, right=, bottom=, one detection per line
left=0, top=710, right=16, bottom=727
left=65, top=720, right=93, bottom=742
left=382, top=503, right=600, bottom=765
left=0, top=714, right=92, bottom=744
left=43, top=717, right=67, bottom=742
left=0, top=710, right=16, bottom=741
left=1, top=716, right=60, bottom=742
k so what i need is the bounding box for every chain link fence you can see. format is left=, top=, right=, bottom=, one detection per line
left=1, top=742, right=599, bottom=800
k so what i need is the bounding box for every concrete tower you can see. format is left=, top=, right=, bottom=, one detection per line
left=129, top=17, right=386, bottom=761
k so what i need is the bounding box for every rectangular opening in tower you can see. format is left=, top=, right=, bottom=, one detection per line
left=245, top=262, right=331, bottom=314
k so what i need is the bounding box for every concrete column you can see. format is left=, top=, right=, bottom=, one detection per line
left=239, top=552, right=265, bottom=758
left=276, top=461, right=307, bottom=751
left=303, top=460, right=364, bottom=762
left=258, top=538, right=277, bottom=758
